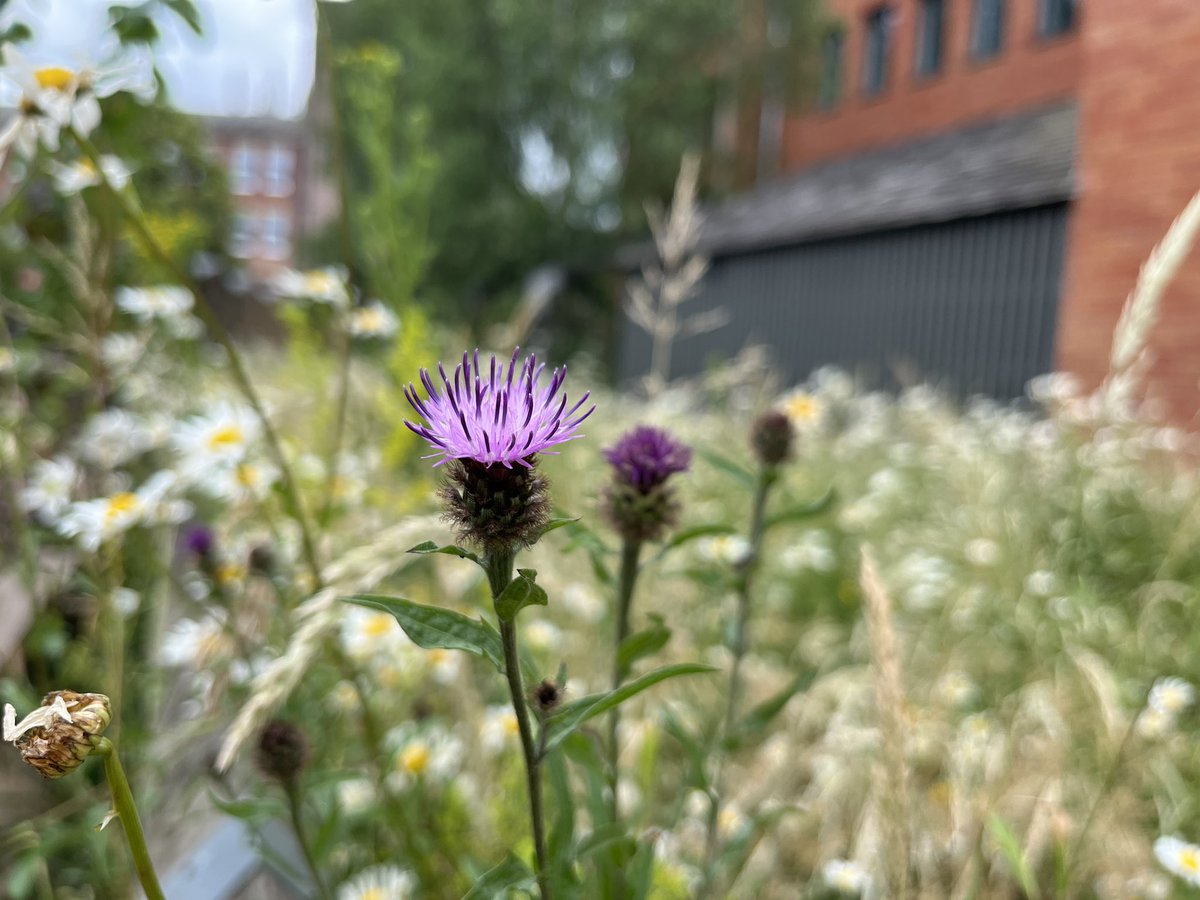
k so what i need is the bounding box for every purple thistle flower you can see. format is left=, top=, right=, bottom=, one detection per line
left=404, top=348, right=594, bottom=468
left=604, top=426, right=691, bottom=492
left=183, top=524, right=215, bottom=558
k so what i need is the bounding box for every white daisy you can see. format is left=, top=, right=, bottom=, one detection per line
left=205, top=459, right=280, bottom=504
left=697, top=534, right=752, bottom=566
left=337, top=865, right=417, bottom=900
left=348, top=301, right=399, bottom=339
left=425, top=648, right=461, bottom=685
left=823, top=858, right=870, bottom=895
left=56, top=490, right=144, bottom=551
left=159, top=613, right=233, bottom=669
left=76, top=407, right=152, bottom=469
left=1154, top=835, right=1200, bottom=887
left=479, top=704, right=520, bottom=755
left=386, top=727, right=464, bottom=790
left=111, top=587, right=140, bottom=617
left=964, top=538, right=1000, bottom=567
left=172, top=404, right=261, bottom=483
left=524, top=620, right=562, bottom=652
left=1149, top=677, right=1195, bottom=717
left=115, top=286, right=192, bottom=323
left=340, top=606, right=411, bottom=661
left=135, top=470, right=193, bottom=525
left=51, top=155, right=130, bottom=194
left=1136, top=708, right=1173, bottom=739
left=20, top=455, right=79, bottom=520
left=779, top=388, right=824, bottom=428
left=337, top=777, right=376, bottom=815
left=99, top=331, right=145, bottom=373
left=780, top=529, right=837, bottom=573
left=271, top=266, right=349, bottom=307
left=935, top=670, right=978, bottom=709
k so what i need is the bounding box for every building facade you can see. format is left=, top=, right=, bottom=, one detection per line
left=205, top=115, right=339, bottom=280
left=622, top=0, right=1200, bottom=418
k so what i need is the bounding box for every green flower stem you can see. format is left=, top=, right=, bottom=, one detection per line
left=608, top=537, right=643, bottom=824
left=488, top=551, right=552, bottom=900
left=94, top=738, right=165, bottom=900
left=702, top=467, right=777, bottom=893
left=283, top=779, right=333, bottom=900
left=71, top=131, right=323, bottom=589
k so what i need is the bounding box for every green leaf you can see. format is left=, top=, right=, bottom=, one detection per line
left=165, top=0, right=203, bottom=34
left=575, top=823, right=637, bottom=860
left=345, top=594, right=505, bottom=673
left=988, top=813, right=1042, bottom=900
left=661, top=707, right=710, bottom=790
left=697, top=449, right=756, bottom=488
left=207, top=791, right=285, bottom=823
left=616, top=615, right=671, bottom=673
left=538, top=516, right=580, bottom=538
left=659, top=523, right=737, bottom=555
left=407, top=540, right=481, bottom=564
left=494, top=570, right=548, bottom=622
left=765, top=488, right=836, bottom=530
left=462, top=852, right=536, bottom=899
left=727, top=670, right=816, bottom=749
left=543, top=664, right=717, bottom=754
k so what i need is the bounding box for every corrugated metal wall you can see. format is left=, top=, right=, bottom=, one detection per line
left=618, top=203, right=1069, bottom=398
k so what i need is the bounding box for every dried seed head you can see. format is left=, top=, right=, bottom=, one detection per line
left=256, top=719, right=309, bottom=784
left=751, top=410, right=794, bottom=468
left=4, top=691, right=111, bottom=779
left=531, top=679, right=563, bottom=714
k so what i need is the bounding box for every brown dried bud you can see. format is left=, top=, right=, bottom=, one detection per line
left=531, top=679, right=563, bottom=715
left=751, top=410, right=794, bottom=468
left=256, top=719, right=309, bottom=783
left=4, top=691, right=111, bottom=779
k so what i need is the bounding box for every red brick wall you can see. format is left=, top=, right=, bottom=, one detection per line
left=781, top=0, right=1081, bottom=169
left=1057, top=0, right=1200, bottom=420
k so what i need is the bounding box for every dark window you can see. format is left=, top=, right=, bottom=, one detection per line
left=1039, top=0, right=1075, bottom=37
left=915, top=0, right=945, bottom=77
left=862, top=6, right=892, bottom=97
left=817, top=29, right=844, bottom=108
left=971, top=0, right=1005, bottom=59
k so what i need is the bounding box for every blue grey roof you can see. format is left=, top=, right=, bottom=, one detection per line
left=693, top=103, right=1077, bottom=259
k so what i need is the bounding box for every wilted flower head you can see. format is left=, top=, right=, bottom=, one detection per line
left=603, top=426, right=691, bottom=542
left=4, top=691, right=111, bottom=779
left=404, top=347, right=593, bottom=469
left=604, top=426, right=691, bottom=492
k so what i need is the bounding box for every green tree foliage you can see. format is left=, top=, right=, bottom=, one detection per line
left=321, top=0, right=818, bottom=355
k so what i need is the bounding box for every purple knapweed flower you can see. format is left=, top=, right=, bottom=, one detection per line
left=183, top=524, right=215, bottom=558
left=604, top=426, right=691, bottom=492
left=404, top=348, right=594, bottom=469
left=602, top=426, right=691, bottom=543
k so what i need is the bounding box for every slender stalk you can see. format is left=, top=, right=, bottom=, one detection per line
left=283, top=780, right=333, bottom=900
left=94, top=738, right=165, bottom=900
left=608, top=538, right=643, bottom=824
left=1064, top=710, right=1139, bottom=882
left=488, top=551, right=552, bottom=900
left=71, top=131, right=323, bottom=588
left=702, top=467, right=775, bottom=893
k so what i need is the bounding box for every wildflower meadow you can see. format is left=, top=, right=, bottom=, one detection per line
left=4, top=4, right=1200, bottom=900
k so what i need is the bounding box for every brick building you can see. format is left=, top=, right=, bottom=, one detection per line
left=205, top=115, right=339, bottom=280
left=621, top=0, right=1200, bottom=418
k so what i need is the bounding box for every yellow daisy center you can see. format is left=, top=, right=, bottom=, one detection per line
left=235, top=463, right=257, bottom=487
left=1182, top=849, right=1200, bottom=874
left=502, top=714, right=519, bottom=736
left=785, top=393, right=820, bottom=421
left=363, top=614, right=392, bottom=638
left=214, top=563, right=245, bottom=586
left=302, top=272, right=335, bottom=294
left=103, top=492, right=140, bottom=523
left=207, top=425, right=243, bottom=451
left=400, top=743, right=430, bottom=775
left=360, top=890, right=384, bottom=900
left=78, top=159, right=97, bottom=175
left=35, top=67, right=75, bottom=91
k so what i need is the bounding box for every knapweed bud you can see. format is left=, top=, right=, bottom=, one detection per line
left=530, top=679, right=563, bottom=715
left=602, top=426, right=691, bottom=543
left=248, top=543, right=275, bottom=575
left=184, top=524, right=216, bottom=565
left=403, top=349, right=594, bottom=553
left=751, top=410, right=794, bottom=468
left=3, top=691, right=111, bottom=779
left=256, top=719, right=309, bottom=783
